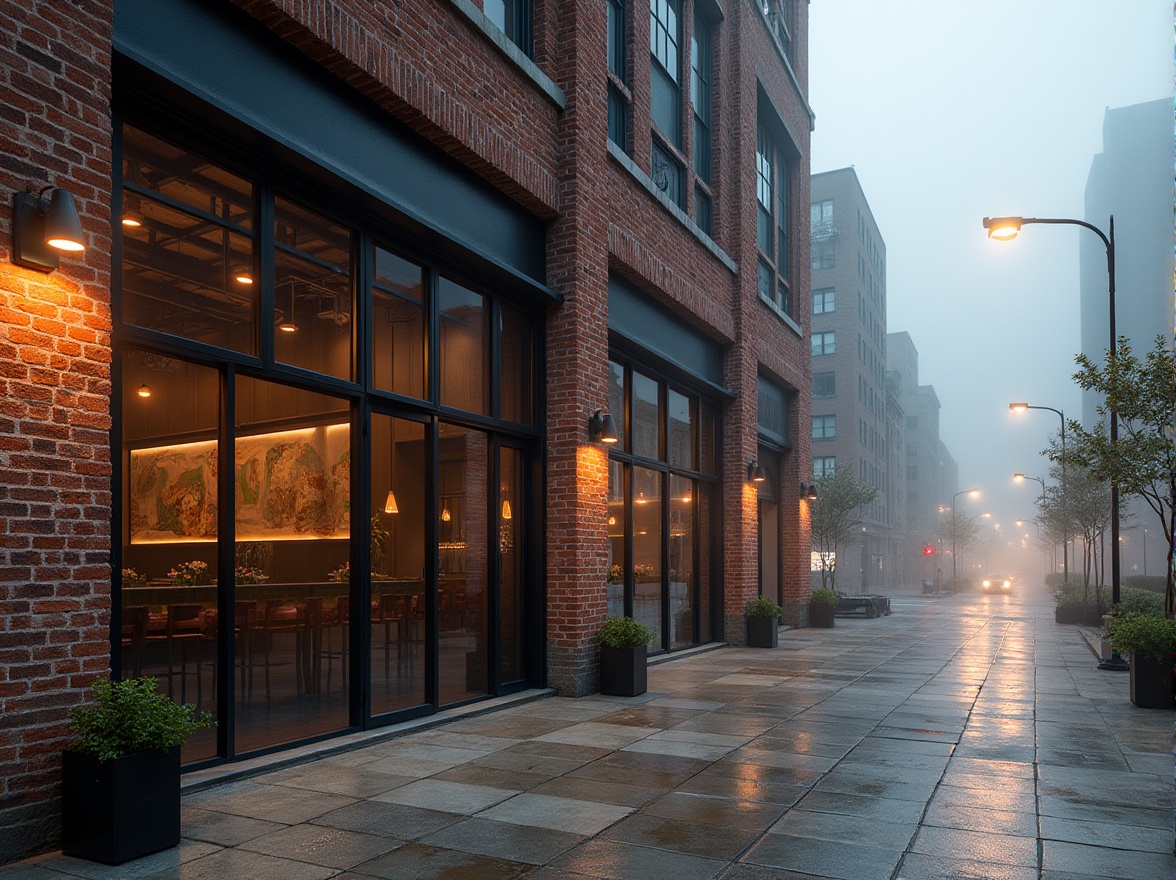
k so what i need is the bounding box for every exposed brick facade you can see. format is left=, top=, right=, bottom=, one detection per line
left=0, top=0, right=810, bottom=862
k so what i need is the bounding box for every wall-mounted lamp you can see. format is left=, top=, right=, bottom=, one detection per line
left=12, top=187, right=86, bottom=272
left=136, top=383, right=152, bottom=399
left=588, top=410, right=619, bottom=444
left=748, top=461, right=767, bottom=483
left=802, top=483, right=818, bottom=500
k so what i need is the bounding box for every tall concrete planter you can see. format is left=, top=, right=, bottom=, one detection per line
left=747, top=615, right=778, bottom=648
left=1129, top=654, right=1174, bottom=709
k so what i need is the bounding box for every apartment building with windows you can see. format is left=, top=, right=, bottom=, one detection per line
left=808, top=168, right=890, bottom=590
left=0, top=0, right=813, bottom=859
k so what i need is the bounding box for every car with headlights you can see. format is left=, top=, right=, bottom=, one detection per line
left=980, top=574, right=1014, bottom=592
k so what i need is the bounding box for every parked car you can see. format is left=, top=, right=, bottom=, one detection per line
left=981, top=574, right=1014, bottom=592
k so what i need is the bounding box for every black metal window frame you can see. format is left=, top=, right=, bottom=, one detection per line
left=605, top=353, right=722, bottom=653
left=109, top=106, right=545, bottom=769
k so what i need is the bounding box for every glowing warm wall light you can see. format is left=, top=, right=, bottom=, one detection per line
left=501, top=499, right=512, bottom=520
left=278, top=318, right=297, bottom=332
left=440, top=505, right=451, bottom=522
left=121, top=213, right=142, bottom=228
left=137, top=383, right=151, bottom=398
left=235, top=271, right=254, bottom=285
left=383, top=489, right=398, bottom=515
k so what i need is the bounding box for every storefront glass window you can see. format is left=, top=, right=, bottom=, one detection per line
left=372, top=247, right=426, bottom=400
left=439, top=278, right=489, bottom=416
left=274, top=198, right=353, bottom=380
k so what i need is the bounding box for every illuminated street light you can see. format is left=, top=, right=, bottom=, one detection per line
left=989, top=214, right=1125, bottom=671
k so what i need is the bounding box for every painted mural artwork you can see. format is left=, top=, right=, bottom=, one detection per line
left=130, top=424, right=350, bottom=543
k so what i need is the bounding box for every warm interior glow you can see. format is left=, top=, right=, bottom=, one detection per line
left=278, top=320, right=298, bottom=332
left=137, top=383, right=151, bottom=398
left=501, top=499, right=512, bottom=520
left=383, top=489, right=398, bottom=515
left=121, top=214, right=142, bottom=228
left=235, top=272, right=254, bottom=284
left=440, top=505, right=451, bottom=522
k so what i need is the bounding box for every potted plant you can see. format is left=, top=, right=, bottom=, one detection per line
left=598, top=617, right=652, bottom=697
left=809, top=587, right=837, bottom=629
left=62, top=676, right=214, bottom=864
left=746, top=595, right=784, bottom=648
left=1109, top=613, right=1176, bottom=709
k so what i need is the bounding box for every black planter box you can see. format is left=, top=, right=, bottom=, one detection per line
left=1129, top=654, right=1174, bottom=709
left=747, top=616, right=778, bottom=648
left=1054, top=605, right=1083, bottom=625
left=62, top=745, right=180, bottom=865
left=600, top=644, right=648, bottom=696
left=810, top=603, right=835, bottom=628
left=1082, top=607, right=1105, bottom=627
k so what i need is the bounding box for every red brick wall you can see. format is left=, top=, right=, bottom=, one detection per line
left=0, top=0, right=114, bottom=863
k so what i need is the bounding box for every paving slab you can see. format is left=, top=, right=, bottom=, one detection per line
left=6, top=581, right=1174, bottom=880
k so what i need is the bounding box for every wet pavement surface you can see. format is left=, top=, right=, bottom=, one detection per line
left=5, top=580, right=1173, bottom=879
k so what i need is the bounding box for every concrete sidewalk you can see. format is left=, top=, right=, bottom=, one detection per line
left=5, top=581, right=1173, bottom=880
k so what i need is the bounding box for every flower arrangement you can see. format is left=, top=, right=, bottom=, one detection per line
left=608, top=563, right=623, bottom=584
left=331, top=562, right=350, bottom=583
left=234, top=566, right=267, bottom=584
left=167, top=561, right=210, bottom=586
left=121, top=568, right=147, bottom=588
left=633, top=563, right=657, bottom=583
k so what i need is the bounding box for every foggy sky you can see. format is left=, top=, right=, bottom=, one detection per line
left=808, top=0, right=1173, bottom=572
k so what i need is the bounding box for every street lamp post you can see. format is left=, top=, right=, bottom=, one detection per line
left=1013, top=472, right=1054, bottom=573
left=1009, top=404, right=1069, bottom=586
left=986, top=215, right=1126, bottom=671
left=951, top=488, right=979, bottom=582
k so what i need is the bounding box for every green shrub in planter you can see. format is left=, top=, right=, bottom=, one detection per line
left=1109, top=613, right=1176, bottom=664
left=1113, top=587, right=1165, bottom=618
left=809, top=588, right=837, bottom=606
left=746, top=595, right=785, bottom=618
left=599, top=616, right=653, bottom=649
left=598, top=617, right=653, bottom=696
left=63, top=677, right=214, bottom=865
left=745, top=596, right=783, bottom=648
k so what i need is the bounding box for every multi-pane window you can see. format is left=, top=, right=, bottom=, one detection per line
left=811, top=199, right=833, bottom=229
left=812, top=287, right=834, bottom=314
left=812, top=331, right=835, bottom=356
left=813, top=456, right=836, bottom=477
left=766, top=0, right=794, bottom=62
left=651, top=140, right=684, bottom=207
left=813, top=371, right=835, bottom=398
left=756, top=121, right=793, bottom=315
left=691, top=12, right=713, bottom=235
left=650, top=0, right=681, bottom=146
left=812, top=238, right=834, bottom=270
left=485, top=0, right=533, bottom=57
left=812, top=415, right=836, bottom=440
left=607, top=0, right=629, bottom=148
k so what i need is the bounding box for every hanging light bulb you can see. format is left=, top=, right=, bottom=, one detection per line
left=383, top=488, right=399, bottom=515
left=137, top=383, right=151, bottom=398
left=501, top=498, right=512, bottom=520
left=440, top=504, right=451, bottom=522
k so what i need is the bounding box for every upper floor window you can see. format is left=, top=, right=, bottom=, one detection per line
left=650, top=0, right=682, bottom=146
left=813, top=287, right=834, bottom=314
left=691, top=12, right=713, bottom=235
left=813, top=456, right=836, bottom=477
left=485, top=0, right=534, bottom=57
left=756, top=119, right=793, bottom=316
left=812, top=238, right=834, bottom=271
left=811, top=199, right=833, bottom=229
left=812, top=415, right=836, bottom=440
left=607, top=0, right=629, bottom=149
left=765, top=0, right=794, bottom=62
left=812, top=331, right=835, bottom=356
left=813, top=371, right=835, bottom=398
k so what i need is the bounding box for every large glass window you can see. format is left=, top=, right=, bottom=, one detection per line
left=606, top=358, right=718, bottom=653
left=121, top=126, right=256, bottom=353
left=119, top=351, right=220, bottom=763
left=756, top=127, right=773, bottom=254
left=500, top=305, right=534, bottom=425
left=274, top=198, right=353, bottom=380
left=372, top=246, right=425, bottom=400
left=756, top=121, right=793, bottom=314
left=813, top=287, right=835, bottom=314
left=499, top=447, right=525, bottom=684
left=812, top=331, right=835, bottom=356
left=233, top=378, right=351, bottom=754
left=691, top=16, right=712, bottom=184
left=438, top=423, right=490, bottom=705
left=439, top=278, right=489, bottom=416
left=484, top=0, right=533, bottom=56
left=371, top=414, right=427, bottom=716
left=812, top=415, right=836, bottom=439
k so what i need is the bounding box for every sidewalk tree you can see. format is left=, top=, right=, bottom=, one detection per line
left=934, top=508, right=981, bottom=583
left=810, top=468, right=878, bottom=591
left=1038, top=448, right=1116, bottom=605
left=1064, top=335, right=1175, bottom=617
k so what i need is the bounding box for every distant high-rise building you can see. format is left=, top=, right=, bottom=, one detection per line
left=1082, top=98, right=1173, bottom=579
left=810, top=168, right=890, bottom=590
